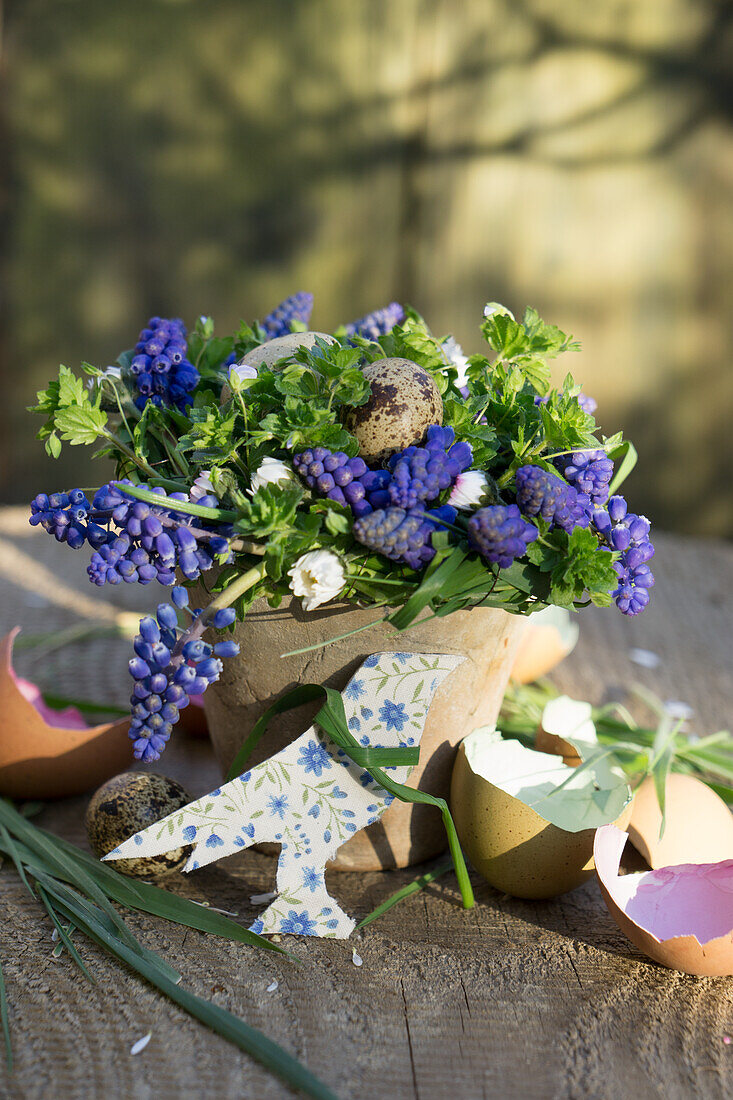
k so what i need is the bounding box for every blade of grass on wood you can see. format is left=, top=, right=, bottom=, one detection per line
left=36, top=884, right=96, bottom=984
left=46, top=889, right=339, bottom=1100
left=46, top=831, right=292, bottom=958
left=34, top=874, right=181, bottom=988
left=357, top=859, right=453, bottom=928
left=0, top=800, right=141, bottom=955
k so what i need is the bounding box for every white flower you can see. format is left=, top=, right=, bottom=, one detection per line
left=103, top=365, right=122, bottom=380
left=251, top=456, right=295, bottom=493
left=448, top=470, right=490, bottom=511
left=483, top=302, right=515, bottom=322
left=190, top=469, right=215, bottom=502
left=442, top=336, right=469, bottom=389
left=229, top=361, right=258, bottom=386
left=288, top=550, right=345, bottom=611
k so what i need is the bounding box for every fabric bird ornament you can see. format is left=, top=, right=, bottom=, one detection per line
left=105, top=651, right=464, bottom=937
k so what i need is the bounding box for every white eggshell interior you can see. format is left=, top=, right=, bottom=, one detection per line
left=463, top=727, right=631, bottom=833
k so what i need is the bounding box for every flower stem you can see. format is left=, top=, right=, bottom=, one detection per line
left=112, top=481, right=238, bottom=523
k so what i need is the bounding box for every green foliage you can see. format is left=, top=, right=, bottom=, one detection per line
left=481, top=306, right=580, bottom=394
left=375, top=310, right=452, bottom=393
left=30, top=364, right=109, bottom=456
left=28, top=302, right=642, bottom=624
left=441, top=396, right=499, bottom=469
left=546, top=527, right=617, bottom=607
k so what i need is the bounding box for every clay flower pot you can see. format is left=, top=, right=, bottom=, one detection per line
left=201, top=596, right=526, bottom=871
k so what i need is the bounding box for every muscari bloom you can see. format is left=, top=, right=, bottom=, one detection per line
left=467, top=505, right=538, bottom=569
left=345, top=302, right=405, bottom=340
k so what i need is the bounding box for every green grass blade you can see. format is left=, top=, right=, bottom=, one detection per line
left=0, top=822, right=35, bottom=899
left=45, top=833, right=291, bottom=957
left=357, top=859, right=453, bottom=928
left=35, top=875, right=181, bottom=988
left=0, top=800, right=142, bottom=955
left=36, top=884, right=96, bottom=985
left=46, top=892, right=339, bottom=1100
left=0, top=955, right=12, bottom=1072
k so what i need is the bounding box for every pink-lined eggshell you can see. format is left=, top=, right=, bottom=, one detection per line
left=594, top=824, right=733, bottom=976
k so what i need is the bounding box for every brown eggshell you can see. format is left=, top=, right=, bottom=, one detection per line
left=343, top=358, right=442, bottom=463
left=511, top=607, right=579, bottom=684
left=534, top=726, right=582, bottom=768
left=595, top=825, right=733, bottom=976
left=451, top=740, right=634, bottom=899
left=628, top=773, right=733, bottom=869
left=0, top=628, right=132, bottom=800
left=221, top=331, right=337, bottom=401
left=86, top=772, right=193, bottom=880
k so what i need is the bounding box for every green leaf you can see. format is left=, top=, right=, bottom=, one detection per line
left=608, top=440, right=638, bottom=495
left=55, top=403, right=108, bottom=446
left=549, top=527, right=617, bottom=606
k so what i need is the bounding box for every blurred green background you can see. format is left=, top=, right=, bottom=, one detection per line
left=1, top=0, right=732, bottom=536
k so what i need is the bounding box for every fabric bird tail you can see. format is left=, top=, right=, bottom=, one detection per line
left=100, top=776, right=261, bottom=869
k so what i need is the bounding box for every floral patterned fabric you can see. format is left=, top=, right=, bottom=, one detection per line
left=105, top=651, right=463, bottom=937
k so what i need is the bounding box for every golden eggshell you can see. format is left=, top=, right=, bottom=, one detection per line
left=344, top=358, right=442, bottom=464
left=86, top=772, right=193, bottom=880
left=451, top=741, right=633, bottom=899
left=628, top=773, right=733, bottom=869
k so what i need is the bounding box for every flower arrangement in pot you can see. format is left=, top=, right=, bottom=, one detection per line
left=29, top=293, right=654, bottom=871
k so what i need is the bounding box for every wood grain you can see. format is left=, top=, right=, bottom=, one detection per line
left=0, top=514, right=731, bottom=1099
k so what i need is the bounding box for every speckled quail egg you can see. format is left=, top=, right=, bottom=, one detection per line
left=221, top=331, right=338, bottom=403
left=85, top=772, right=193, bottom=880
left=343, top=357, right=443, bottom=464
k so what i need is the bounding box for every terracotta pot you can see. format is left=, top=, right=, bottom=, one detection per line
left=201, top=596, right=526, bottom=871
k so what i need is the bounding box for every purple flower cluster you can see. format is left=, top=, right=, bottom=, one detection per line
left=128, top=586, right=239, bottom=761
left=387, top=427, right=473, bottom=509
left=353, top=505, right=457, bottom=571
left=129, top=317, right=199, bottom=413
left=345, top=302, right=405, bottom=341
left=30, top=482, right=232, bottom=588
left=261, top=293, right=314, bottom=339
left=594, top=495, right=655, bottom=616
left=294, top=426, right=473, bottom=524
left=555, top=449, right=613, bottom=508
left=467, top=505, right=538, bottom=569
left=30, top=489, right=110, bottom=550
left=292, top=449, right=369, bottom=513
left=515, top=465, right=590, bottom=533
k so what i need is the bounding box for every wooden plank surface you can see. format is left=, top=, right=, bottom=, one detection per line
left=0, top=510, right=731, bottom=1099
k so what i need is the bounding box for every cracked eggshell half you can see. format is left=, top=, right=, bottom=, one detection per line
left=594, top=824, right=733, bottom=976
left=0, top=628, right=131, bottom=800
left=451, top=728, right=632, bottom=899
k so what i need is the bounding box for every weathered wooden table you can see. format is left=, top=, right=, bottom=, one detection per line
left=0, top=509, right=731, bottom=1100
